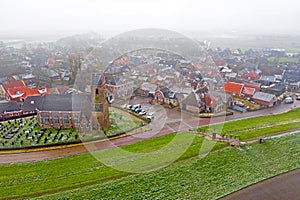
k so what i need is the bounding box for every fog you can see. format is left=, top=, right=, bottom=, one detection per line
left=0, top=0, right=300, bottom=39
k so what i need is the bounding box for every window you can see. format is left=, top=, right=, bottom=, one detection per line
left=44, top=116, right=50, bottom=124
left=54, top=116, right=59, bottom=124
left=64, top=115, right=69, bottom=124
left=94, top=103, right=103, bottom=112
left=74, top=116, right=79, bottom=124
left=95, top=88, right=99, bottom=95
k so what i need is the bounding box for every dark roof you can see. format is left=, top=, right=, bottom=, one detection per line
left=22, top=96, right=43, bottom=112
left=252, top=92, right=276, bottom=102
left=182, top=92, right=200, bottom=107
left=92, top=73, right=101, bottom=86
left=0, top=77, right=8, bottom=84
left=159, top=86, right=178, bottom=99
left=0, top=102, right=20, bottom=114
left=282, top=68, right=300, bottom=83
left=37, top=94, right=91, bottom=113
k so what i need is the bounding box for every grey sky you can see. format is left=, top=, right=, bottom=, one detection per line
left=0, top=0, right=299, bottom=39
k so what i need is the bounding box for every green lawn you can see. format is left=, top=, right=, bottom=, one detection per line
left=33, top=131, right=300, bottom=200
left=267, top=56, right=299, bottom=63
left=198, top=108, right=300, bottom=140
left=0, top=132, right=227, bottom=199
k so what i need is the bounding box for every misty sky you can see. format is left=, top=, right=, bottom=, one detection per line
left=0, top=0, right=300, bottom=39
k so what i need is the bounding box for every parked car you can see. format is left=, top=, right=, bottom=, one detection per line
left=296, top=96, right=300, bottom=100
left=126, top=105, right=133, bottom=110
left=131, top=104, right=141, bottom=111
left=284, top=97, right=294, bottom=104
left=134, top=108, right=142, bottom=113
left=139, top=110, right=146, bottom=115
left=146, top=113, right=154, bottom=120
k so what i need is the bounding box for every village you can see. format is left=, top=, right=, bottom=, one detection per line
left=1, top=36, right=300, bottom=149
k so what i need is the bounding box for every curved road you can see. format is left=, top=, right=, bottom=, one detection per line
left=0, top=101, right=299, bottom=164
left=221, top=168, right=300, bottom=200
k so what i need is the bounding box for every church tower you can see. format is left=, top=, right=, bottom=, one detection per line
left=91, top=73, right=110, bottom=131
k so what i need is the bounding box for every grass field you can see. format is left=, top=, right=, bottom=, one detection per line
left=0, top=132, right=227, bottom=199
left=34, top=131, right=300, bottom=200
left=267, top=56, right=299, bottom=63
left=198, top=108, right=300, bottom=140
left=1, top=109, right=300, bottom=199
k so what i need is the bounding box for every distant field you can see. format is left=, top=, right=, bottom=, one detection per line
left=208, top=35, right=300, bottom=53
left=267, top=56, right=299, bottom=63
left=1, top=109, right=300, bottom=199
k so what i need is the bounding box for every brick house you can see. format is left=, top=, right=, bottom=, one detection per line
left=243, top=71, right=261, bottom=81
left=252, top=92, right=277, bottom=107
left=223, top=82, right=244, bottom=96
left=154, top=86, right=181, bottom=107
left=0, top=102, right=22, bottom=121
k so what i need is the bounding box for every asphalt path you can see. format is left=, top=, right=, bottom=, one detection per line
left=220, top=168, right=300, bottom=200
left=0, top=100, right=299, bottom=164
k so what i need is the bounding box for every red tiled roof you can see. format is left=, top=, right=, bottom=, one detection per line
left=7, top=86, right=50, bottom=100
left=214, top=60, right=227, bottom=67
left=243, top=87, right=256, bottom=96
left=115, top=55, right=130, bottom=65
left=244, top=82, right=261, bottom=91
left=204, top=93, right=217, bottom=107
left=223, top=82, right=244, bottom=94
left=244, top=71, right=260, bottom=80
left=2, top=80, right=25, bottom=91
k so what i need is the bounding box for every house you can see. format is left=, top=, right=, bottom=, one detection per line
left=33, top=67, right=60, bottom=85
left=252, top=92, right=277, bottom=107
left=262, top=84, right=286, bottom=96
left=0, top=102, right=22, bottom=121
left=225, top=72, right=237, bottom=81
left=154, top=86, right=180, bottom=107
left=6, top=86, right=50, bottom=102
left=258, top=75, right=277, bottom=85
left=102, top=73, right=135, bottom=100
left=180, top=91, right=232, bottom=114
left=282, top=68, right=300, bottom=91
left=244, top=82, right=261, bottom=91
left=243, top=71, right=260, bottom=81
left=223, top=82, right=244, bottom=95
left=180, top=92, right=204, bottom=113
left=1, top=80, right=26, bottom=100
left=158, top=60, right=177, bottom=67
left=242, top=87, right=256, bottom=98
left=204, top=92, right=233, bottom=113
left=135, top=82, right=157, bottom=97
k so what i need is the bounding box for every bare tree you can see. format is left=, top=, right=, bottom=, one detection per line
left=68, top=54, right=81, bottom=84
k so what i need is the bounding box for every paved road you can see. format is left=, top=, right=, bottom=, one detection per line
left=220, top=168, right=300, bottom=200
left=0, top=100, right=299, bottom=164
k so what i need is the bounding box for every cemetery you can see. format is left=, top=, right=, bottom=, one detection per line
left=0, top=109, right=142, bottom=149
